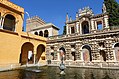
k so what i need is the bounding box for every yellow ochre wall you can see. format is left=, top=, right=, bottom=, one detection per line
left=0, top=0, right=47, bottom=69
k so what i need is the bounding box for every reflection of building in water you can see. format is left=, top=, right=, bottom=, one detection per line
left=0, top=0, right=46, bottom=70
left=46, top=3, right=119, bottom=67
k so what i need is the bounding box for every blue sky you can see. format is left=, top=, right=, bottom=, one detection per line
left=10, top=0, right=119, bottom=34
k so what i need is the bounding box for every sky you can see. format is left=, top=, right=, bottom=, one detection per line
left=10, top=0, right=119, bottom=34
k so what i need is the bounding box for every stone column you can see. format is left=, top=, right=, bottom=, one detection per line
left=104, top=15, right=109, bottom=29
left=76, top=22, right=79, bottom=33
left=66, top=24, right=69, bottom=34
left=94, top=21, right=97, bottom=30
left=33, top=54, right=36, bottom=64
left=33, top=48, right=37, bottom=64
left=79, top=23, right=82, bottom=34
left=57, top=52, right=60, bottom=61
left=1, top=16, right=5, bottom=29
left=91, top=20, right=94, bottom=31
left=0, top=16, right=2, bottom=28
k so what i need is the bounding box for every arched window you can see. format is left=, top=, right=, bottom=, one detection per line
left=3, top=14, right=16, bottom=31
left=44, top=30, right=49, bottom=37
left=82, top=21, right=89, bottom=34
left=39, top=31, right=43, bottom=36
left=34, top=31, right=38, bottom=35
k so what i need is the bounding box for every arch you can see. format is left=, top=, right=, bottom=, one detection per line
left=39, top=31, right=43, bottom=36
left=20, top=42, right=34, bottom=65
left=3, top=14, right=16, bottom=31
left=82, top=45, right=92, bottom=61
left=34, top=31, right=38, bottom=35
left=99, top=50, right=106, bottom=61
left=114, top=43, right=119, bottom=61
left=44, top=30, right=49, bottom=37
left=59, top=47, right=66, bottom=54
left=82, top=21, right=89, bottom=34
left=35, top=44, right=45, bottom=64
left=59, top=47, right=66, bottom=61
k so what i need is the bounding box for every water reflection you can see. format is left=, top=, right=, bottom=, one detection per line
left=0, top=66, right=119, bottom=79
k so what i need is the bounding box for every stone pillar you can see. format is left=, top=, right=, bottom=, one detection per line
left=33, top=54, right=36, bottom=64
left=65, top=44, right=71, bottom=60
left=33, top=48, right=37, bottom=64
left=66, top=24, right=69, bottom=34
left=75, top=43, right=81, bottom=60
left=76, top=22, right=79, bottom=33
left=79, top=23, right=82, bottom=34
left=91, top=20, right=95, bottom=31
left=0, top=16, right=2, bottom=28
left=1, top=16, right=5, bottom=29
left=94, top=21, right=97, bottom=30
left=57, top=52, right=60, bottom=61
left=104, top=15, right=109, bottom=29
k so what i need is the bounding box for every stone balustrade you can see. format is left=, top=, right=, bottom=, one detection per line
left=48, top=60, right=119, bottom=69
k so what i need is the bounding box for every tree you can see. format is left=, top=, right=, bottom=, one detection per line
left=104, top=0, right=119, bottom=27
left=63, top=25, right=66, bottom=35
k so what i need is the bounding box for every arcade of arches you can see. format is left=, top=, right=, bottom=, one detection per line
left=20, top=42, right=46, bottom=65
left=0, top=0, right=47, bottom=70
left=34, top=30, right=49, bottom=37
left=47, top=39, right=119, bottom=64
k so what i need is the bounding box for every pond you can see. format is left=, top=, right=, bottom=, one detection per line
left=0, top=66, right=119, bottom=79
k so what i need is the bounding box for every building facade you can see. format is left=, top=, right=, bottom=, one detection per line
left=0, top=0, right=46, bottom=70
left=26, top=16, right=59, bottom=37
left=46, top=4, right=119, bottom=68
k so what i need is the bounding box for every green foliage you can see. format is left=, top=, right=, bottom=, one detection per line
left=63, top=25, right=66, bottom=35
left=104, top=0, right=119, bottom=27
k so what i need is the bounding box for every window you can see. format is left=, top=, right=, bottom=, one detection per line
left=82, top=21, right=89, bottom=34
left=3, top=14, right=16, bottom=31
left=34, top=31, right=38, bottom=35
left=97, top=21, right=103, bottom=30
left=39, top=31, right=43, bottom=36
left=71, top=27, right=75, bottom=34
left=44, top=30, right=49, bottom=37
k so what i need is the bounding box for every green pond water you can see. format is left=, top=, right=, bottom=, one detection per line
left=0, top=66, right=119, bottom=79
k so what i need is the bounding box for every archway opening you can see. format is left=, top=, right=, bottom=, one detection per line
left=114, top=43, right=119, bottom=61
left=59, top=47, right=66, bottom=61
left=39, top=31, right=43, bottom=36
left=35, top=44, right=45, bottom=64
left=3, top=14, right=15, bottom=31
left=82, top=45, right=92, bottom=61
left=20, top=42, right=34, bottom=65
left=99, top=50, right=106, bottom=61
left=82, top=21, right=89, bottom=34
left=34, top=31, right=38, bottom=35
left=44, top=30, right=49, bottom=37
